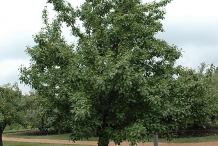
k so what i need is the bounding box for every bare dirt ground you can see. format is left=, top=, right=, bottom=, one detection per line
left=3, top=137, right=218, bottom=146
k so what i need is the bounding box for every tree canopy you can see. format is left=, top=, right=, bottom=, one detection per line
left=24, top=91, right=72, bottom=133
left=19, top=0, right=217, bottom=146
left=0, top=83, right=26, bottom=146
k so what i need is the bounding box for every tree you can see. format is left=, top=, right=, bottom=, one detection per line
left=0, top=83, right=26, bottom=146
left=168, top=64, right=216, bottom=129
left=25, top=91, right=72, bottom=133
left=19, top=0, right=214, bottom=145
left=209, top=65, right=218, bottom=122
left=196, top=63, right=218, bottom=125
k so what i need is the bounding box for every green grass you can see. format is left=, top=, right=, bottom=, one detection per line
left=3, top=129, right=32, bottom=134
left=3, top=133, right=98, bottom=141
left=3, top=130, right=218, bottom=143
left=3, top=133, right=71, bottom=140
left=3, top=141, right=83, bottom=146
left=158, top=134, right=218, bottom=143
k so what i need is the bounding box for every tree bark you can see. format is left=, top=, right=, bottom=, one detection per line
left=98, top=131, right=109, bottom=146
left=97, top=113, right=109, bottom=146
left=0, top=131, right=3, bottom=146
left=0, top=124, right=6, bottom=146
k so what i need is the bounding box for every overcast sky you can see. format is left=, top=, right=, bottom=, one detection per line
left=0, top=0, right=218, bottom=93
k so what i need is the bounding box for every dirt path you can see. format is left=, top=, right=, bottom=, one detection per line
left=3, top=137, right=218, bottom=146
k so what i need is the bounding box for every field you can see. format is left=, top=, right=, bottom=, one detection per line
left=3, top=127, right=218, bottom=146
left=3, top=141, right=73, bottom=146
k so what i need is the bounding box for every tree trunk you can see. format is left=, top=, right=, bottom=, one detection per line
left=0, top=131, right=3, bottom=146
left=0, top=124, right=7, bottom=146
left=98, top=131, right=109, bottom=146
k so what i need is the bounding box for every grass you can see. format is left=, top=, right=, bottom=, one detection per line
left=3, top=129, right=32, bottom=134
left=158, top=134, right=218, bottom=143
left=3, top=132, right=71, bottom=140
left=3, top=130, right=218, bottom=143
left=3, top=141, right=83, bottom=146
left=3, top=132, right=99, bottom=141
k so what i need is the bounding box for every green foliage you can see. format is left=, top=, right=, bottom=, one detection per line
left=209, top=66, right=218, bottom=122
left=23, top=91, right=72, bottom=133
left=0, top=83, right=26, bottom=130
left=0, top=83, right=27, bottom=146
left=167, top=64, right=216, bottom=129
left=23, top=92, right=48, bottom=132
left=19, top=0, right=217, bottom=146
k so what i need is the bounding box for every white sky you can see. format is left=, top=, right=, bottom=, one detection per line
left=0, top=0, right=218, bottom=93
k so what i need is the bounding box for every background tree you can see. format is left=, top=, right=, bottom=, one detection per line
left=209, top=65, right=218, bottom=122
left=168, top=64, right=216, bottom=130
left=0, top=83, right=26, bottom=146
left=19, top=0, right=216, bottom=146
left=25, top=90, right=72, bottom=133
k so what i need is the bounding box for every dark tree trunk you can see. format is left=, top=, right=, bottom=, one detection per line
left=0, top=124, right=6, bottom=146
left=98, top=130, right=109, bottom=146
left=97, top=113, right=109, bottom=146
left=0, top=131, right=3, bottom=146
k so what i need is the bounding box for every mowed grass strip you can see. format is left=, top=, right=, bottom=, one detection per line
left=3, top=130, right=218, bottom=143
left=3, top=132, right=98, bottom=141
left=158, top=134, right=218, bottom=143
left=3, top=141, right=85, bottom=146
left=3, top=133, right=71, bottom=140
